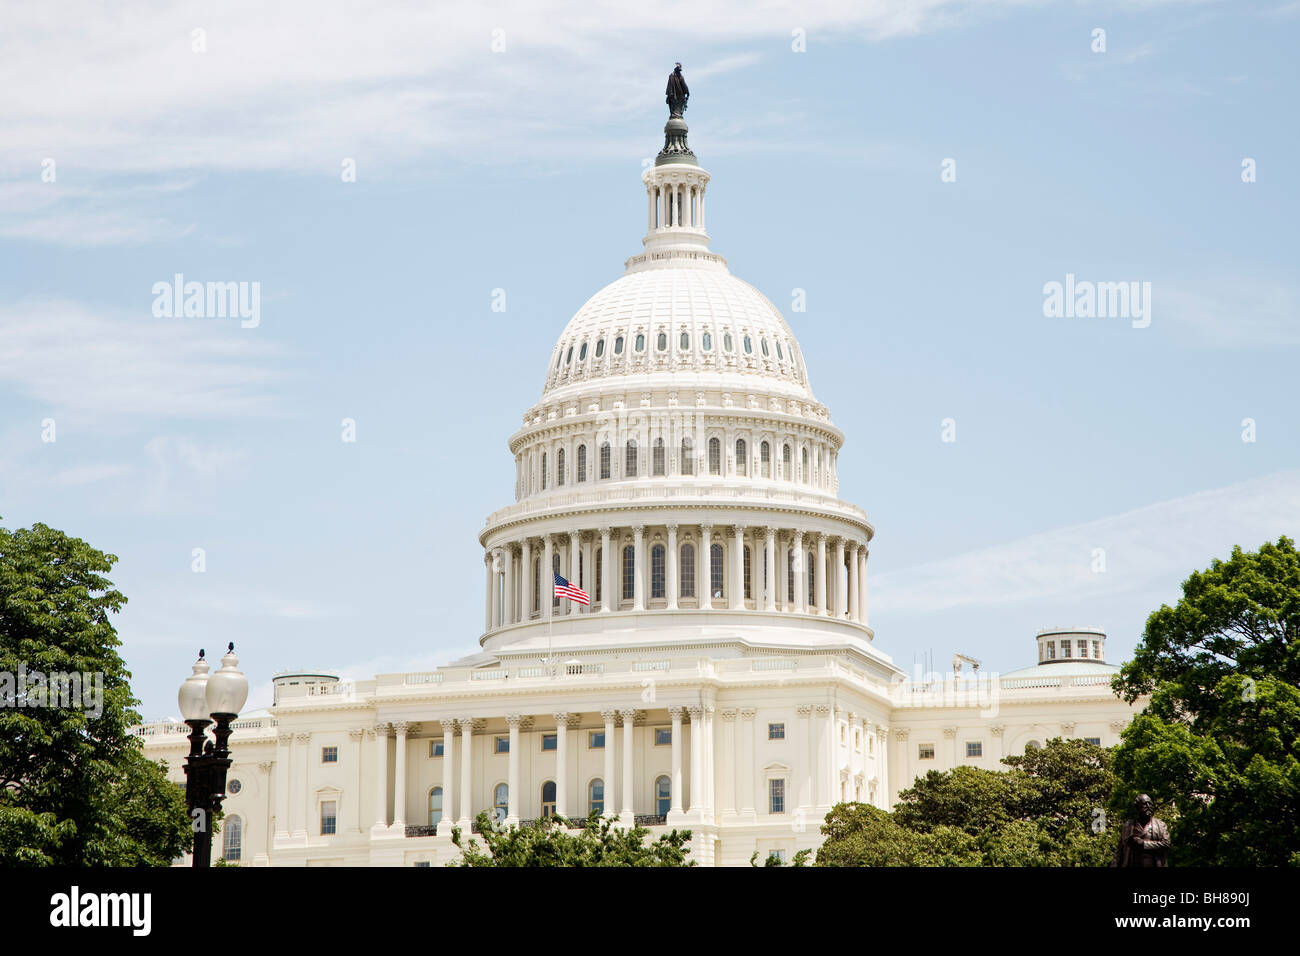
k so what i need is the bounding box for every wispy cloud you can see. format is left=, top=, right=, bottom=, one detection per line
left=1161, top=278, right=1300, bottom=348
left=874, top=471, right=1300, bottom=615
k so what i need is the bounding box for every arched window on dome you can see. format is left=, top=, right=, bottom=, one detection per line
left=222, top=814, right=242, bottom=862
left=595, top=338, right=605, bottom=358
left=579, top=342, right=587, bottom=361
left=801, top=447, right=808, bottom=482
left=782, top=444, right=792, bottom=481
left=541, top=452, right=548, bottom=491
left=680, top=543, right=695, bottom=598
left=553, top=553, right=561, bottom=608
left=710, top=543, right=725, bottom=600
left=576, top=444, right=587, bottom=482
left=743, top=335, right=752, bottom=355
left=614, top=336, right=625, bottom=355
left=595, top=549, right=602, bottom=604
left=723, top=333, right=734, bottom=352
left=680, top=437, right=694, bottom=476
left=787, top=550, right=795, bottom=607
left=600, top=443, right=611, bottom=480
left=680, top=331, right=690, bottom=350
left=743, top=545, right=752, bottom=599
left=776, top=340, right=784, bottom=360
left=657, top=332, right=667, bottom=352
left=625, top=439, right=638, bottom=477
left=702, top=331, right=712, bottom=351
left=429, top=787, right=443, bottom=828
left=622, top=545, right=635, bottom=601
left=653, top=438, right=665, bottom=476
left=651, top=544, right=665, bottom=599
left=533, top=558, right=540, bottom=613
left=807, top=551, right=816, bottom=608
left=736, top=439, right=747, bottom=476
left=541, top=781, right=557, bottom=818
left=565, top=346, right=573, bottom=365
left=760, top=441, right=771, bottom=478
left=557, top=448, right=566, bottom=487
left=634, top=333, right=645, bottom=353
left=708, top=437, right=721, bottom=476
left=493, top=783, right=508, bottom=823
left=761, top=338, right=770, bottom=357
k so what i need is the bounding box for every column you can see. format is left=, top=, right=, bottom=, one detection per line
left=764, top=527, right=776, bottom=611
left=730, top=525, right=745, bottom=610
left=699, top=524, right=713, bottom=610
left=569, top=533, right=581, bottom=615
left=740, top=708, right=756, bottom=816
left=878, top=725, right=890, bottom=809
left=274, top=733, right=290, bottom=837
left=790, top=530, right=800, bottom=613
left=554, top=713, right=570, bottom=818
left=391, top=721, right=409, bottom=829
left=704, top=707, right=715, bottom=814
left=818, top=706, right=834, bottom=810
left=600, top=527, right=613, bottom=612
left=847, top=543, right=859, bottom=622
left=438, top=719, right=456, bottom=836
left=582, top=533, right=595, bottom=614
left=542, top=535, right=553, bottom=620
left=990, top=724, right=1005, bottom=763
left=647, top=186, right=654, bottom=231
left=372, top=723, right=389, bottom=830
left=945, top=727, right=958, bottom=768
left=601, top=710, right=617, bottom=817
left=483, top=554, right=492, bottom=630
left=458, top=717, right=473, bottom=828
left=632, top=525, right=645, bottom=611
left=687, top=706, right=703, bottom=813
left=506, top=714, right=522, bottom=827
left=720, top=710, right=737, bottom=815
left=666, top=524, right=679, bottom=611
left=620, top=709, right=636, bottom=822
left=815, top=534, right=828, bottom=614
left=503, top=545, right=515, bottom=625
left=796, top=705, right=812, bottom=809
left=348, top=728, right=364, bottom=832
left=893, top=728, right=907, bottom=806
left=861, top=547, right=869, bottom=626
left=295, top=732, right=310, bottom=836
left=669, top=706, right=684, bottom=813
left=521, top=538, right=533, bottom=621
left=834, top=537, right=846, bottom=618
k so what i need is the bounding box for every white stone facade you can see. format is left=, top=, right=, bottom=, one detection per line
left=135, top=116, right=1142, bottom=867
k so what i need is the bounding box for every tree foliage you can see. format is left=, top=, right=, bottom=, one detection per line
left=0, top=520, right=191, bottom=865
left=816, top=738, right=1117, bottom=866
left=450, top=811, right=694, bottom=866
left=1110, top=537, right=1300, bottom=865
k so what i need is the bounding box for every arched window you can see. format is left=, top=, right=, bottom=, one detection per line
left=743, top=335, right=752, bottom=354
left=533, top=558, right=540, bottom=613
left=589, top=778, right=605, bottom=816
left=760, top=441, right=771, bottom=478
left=657, top=332, right=667, bottom=351
left=541, top=452, right=548, bottom=490
left=708, top=437, right=721, bottom=475
left=702, top=331, right=712, bottom=351
left=680, top=543, right=695, bottom=598
left=776, top=340, right=784, bottom=360
left=807, top=551, right=816, bottom=607
left=576, top=444, right=587, bottom=482
left=541, top=781, right=557, bottom=818
left=744, top=545, right=752, bottom=599
left=429, top=787, right=443, bottom=828
left=600, top=442, right=611, bottom=480
left=557, top=448, right=566, bottom=487
left=614, top=335, right=624, bottom=355
left=651, top=544, right=666, bottom=599
left=801, top=447, right=808, bottom=481
left=655, top=776, right=672, bottom=817
left=493, top=783, right=509, bottom=822
left=680, top=437, right=695, bottom=475
left=761, top=337, right=769, bottom=357
left=736, top=438, right=747, bottom=476
left=723, top=333, right=734, bottom=352
left=566, top=345, right=573, bottom=365
left=710, top=543, right=725, bottom=599
left=787, top=550, right=794, bottom=606
left=635, top=333, right=645, bottom=352
left=653, top=438, right=665, bottom=476
left=622, top=545, right=635, bottom=601
left=595, top=549, right=603, bottom=603
left=782, top=444, right=792, bottom=480
left=579, top=342, right=588, bottom=361
left=553, top=553, right=561, bottom=607
left=625, top=439, right=637, bottom=477
left=680, top=331, right=690, bottom=350
left=222, top=814, right=242, bottom=862
left=1025, top=741, right=1042, bottom=752
left=595, top=338, right=605, bottom=358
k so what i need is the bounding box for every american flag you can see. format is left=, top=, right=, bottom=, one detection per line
left=553, top=571, right=590, bottom=606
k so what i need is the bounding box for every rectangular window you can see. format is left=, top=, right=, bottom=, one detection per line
left=966, top=741, right=982, bottom=758
left=595, top=550, right=602, bottom=603
left=768, top=722, right=785, bottom=740
left=654, top=727, right=672, bottom=746
left=429, top=740, right=444, bottom=757
left=651, top=546, right=666, bottom=599
left=320, top=800, right=337, bottom=835
left=1062, top=641, right=1072, bottom=658
left=680, top=545, right=695, bottom=598
left=918, top=743, right=935, bottom=760
left=743, top=546, right=752, bottom=599
left=1046, top=641, right=1056, bottom=660
left=622, top=546, right=635, bottom=601
left=1092, top=640, right=1101, bottom=659
left=589, top=730, right=605, bottom=749
left=494, top=736, right=509, bottom=755
left=1084, top=736, right=1101, bottom=746
left=541, top=733, right=557, bottom=752
left=414, top=861, right=431, bottom=868
left=321, top=745, right=338, bottom=764
left=1078, top=640, right=1088, bottom=658
left=769, top=849, right=786, bottom=864
left=768, top=778, right=786, bottom=814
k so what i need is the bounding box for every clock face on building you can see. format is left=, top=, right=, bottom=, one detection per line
left=228, top=779, right=242, bottom=794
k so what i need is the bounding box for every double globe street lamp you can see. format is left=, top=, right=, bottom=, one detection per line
left=178, top=642, right=249, bottom=867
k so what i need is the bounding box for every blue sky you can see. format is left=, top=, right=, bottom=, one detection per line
left=1, top=1, right=1296, bottom=718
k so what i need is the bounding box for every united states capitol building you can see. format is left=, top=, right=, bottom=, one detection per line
left=135, top=83, right=1141, bottom=866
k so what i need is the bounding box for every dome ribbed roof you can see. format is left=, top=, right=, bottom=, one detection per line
left=541, top=268, right=814, bottom=402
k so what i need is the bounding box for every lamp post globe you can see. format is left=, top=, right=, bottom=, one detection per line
left=180, top=642, right=247, bottom=867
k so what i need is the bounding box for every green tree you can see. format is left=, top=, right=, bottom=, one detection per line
left=1111, top=536, right=1300, bottom=866
left=0, top=520, right=191, bottom=865
left=450, top=811, right=694, bottom=866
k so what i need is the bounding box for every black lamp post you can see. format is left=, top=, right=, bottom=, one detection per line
left=178, top=643, right=249, bottom=867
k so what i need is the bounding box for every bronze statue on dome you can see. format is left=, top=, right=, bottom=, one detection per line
left=666, top=63, right=689, bottom=117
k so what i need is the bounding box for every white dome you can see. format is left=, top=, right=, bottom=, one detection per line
left=541, top=267, right=814, bottom=403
